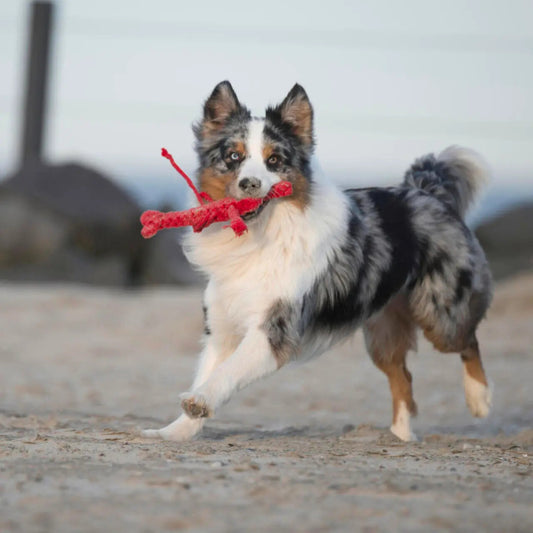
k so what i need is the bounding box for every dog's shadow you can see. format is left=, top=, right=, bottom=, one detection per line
left=200, top=423, right=340, bottom=441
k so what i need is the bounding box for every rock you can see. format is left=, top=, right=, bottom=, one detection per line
left=0, top=185, right=135, bottom=285
left=139, top=228, right=203, bottom=286
left=475, top=203, right=533, bottom=280
left=0, top=188, right=68, bottom=264
left=0, top=161, right=201, bottom=286
left=4, top=161, right=138, bottom=226
left=0, top=162, right=141, bottom=285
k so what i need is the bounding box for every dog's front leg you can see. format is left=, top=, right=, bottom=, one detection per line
left=180, top=328, right=281, bottom=419
left=142, top=339, right=225, bottom=441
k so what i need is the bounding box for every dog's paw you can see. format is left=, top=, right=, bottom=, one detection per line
left=141, top=428, right=163, bottom=439
left=390, top=401, right=418, bottom=442
left=180, top=392, right=212, bottom=419
left=141, top=415, right=204, bottom=441
left=141, top=427, right=194, bottom=442
left=390, top=424, right=418, bottom=442
left=464, top=374, right=492, bottom=418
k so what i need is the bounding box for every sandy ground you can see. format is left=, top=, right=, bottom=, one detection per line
left=1, top=273, right=532, bottom=533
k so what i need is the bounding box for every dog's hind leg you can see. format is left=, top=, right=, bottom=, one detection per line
left=461, top=337, right=491, bottom=418
left=363, top=295, right=418, bottom=442
left=421, top=328, right=492, bottom=419
left=413, top=284, right=492, bottom=420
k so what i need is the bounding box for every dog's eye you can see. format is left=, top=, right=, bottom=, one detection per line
left=229, top=152, right=242, bottom=162
left=267, top=155, right=279, bottom=166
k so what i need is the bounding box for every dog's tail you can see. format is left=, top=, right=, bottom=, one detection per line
left=403, top=146, right=490, bottom=218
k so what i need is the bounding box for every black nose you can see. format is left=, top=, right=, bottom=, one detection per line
left=239, top=177, right=261, bottom=193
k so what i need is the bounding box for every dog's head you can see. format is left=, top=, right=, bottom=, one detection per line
left=193, top=81, right=314, bottom=214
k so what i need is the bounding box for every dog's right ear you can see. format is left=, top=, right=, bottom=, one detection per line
left=198, top=81, right=241, bottom=138
left=266, top=84, right=314, bottom=151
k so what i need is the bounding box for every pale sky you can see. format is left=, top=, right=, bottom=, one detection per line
left=1, top=0, right=532, bottom=197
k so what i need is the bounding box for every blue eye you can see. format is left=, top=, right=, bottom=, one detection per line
left=230, top=152, right=241, bottom=161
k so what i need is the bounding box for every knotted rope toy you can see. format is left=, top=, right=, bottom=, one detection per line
left=140, top=148, right=293, bottom=238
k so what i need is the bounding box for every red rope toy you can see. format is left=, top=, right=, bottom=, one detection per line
left=140, top=148, right=293, bottom=238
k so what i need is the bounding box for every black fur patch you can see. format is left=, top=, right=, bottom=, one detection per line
left=300, top=189, right=421, bottom=335
left=302, top=237, right=368, bottom=332
left=425, top=251, right=451, bottom=279
left=455, top=268, right=473, bottom=303
left=300, top=199, right=368, bottom=333
left=365, top=189, right=417, bottom=313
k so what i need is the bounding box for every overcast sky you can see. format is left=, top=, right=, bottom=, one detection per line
left=1, top=0, right=532, bottom=194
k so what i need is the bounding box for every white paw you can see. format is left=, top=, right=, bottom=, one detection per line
left=141, top=415, right=204, bottom=441
left=464, top=374, right=492, bottom=418
left=390, top=401, right=417, bottom=442
left=180, top=391, right=213, bottom=419
left=141, top=428, right=163, bottom=439
left=390, top=423, right=418, bottom=442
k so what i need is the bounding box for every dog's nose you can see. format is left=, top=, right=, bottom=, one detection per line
left=238, top=177, right=261, bottom=194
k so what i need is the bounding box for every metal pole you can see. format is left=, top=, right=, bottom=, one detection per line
left=20, top=1, right=54, bottom=167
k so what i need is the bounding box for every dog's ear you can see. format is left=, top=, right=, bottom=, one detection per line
left=199, top=81, right=241, bottom=138
left=272, top=84, right=314, bottom=148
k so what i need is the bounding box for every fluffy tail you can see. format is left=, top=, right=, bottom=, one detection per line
left=403, top=145, right=490, bottom=218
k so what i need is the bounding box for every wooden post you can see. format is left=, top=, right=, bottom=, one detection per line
left=20, top=1, right=54, bottom=167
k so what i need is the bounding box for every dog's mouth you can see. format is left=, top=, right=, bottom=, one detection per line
left=241, top=198, right=270, bottom=221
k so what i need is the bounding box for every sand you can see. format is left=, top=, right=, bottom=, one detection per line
left=1, top=274, right=532, bottom=532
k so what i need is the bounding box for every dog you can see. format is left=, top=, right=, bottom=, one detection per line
left=143, top=81, right=493, bottom=442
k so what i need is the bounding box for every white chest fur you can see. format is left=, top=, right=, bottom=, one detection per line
left=184, top=182, right=350, bottom=330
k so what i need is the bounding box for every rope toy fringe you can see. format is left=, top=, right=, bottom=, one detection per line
left=140, top=148, right=293, bottom=238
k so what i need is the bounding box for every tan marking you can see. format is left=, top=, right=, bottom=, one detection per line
left=376, top=358, right=418, bottom=424
left=287, top=171, right=311, bottom=210
left=262, top=144, right=275, bottom=161
left=221, top=141, right=246, bottom=167
left=233, top=141, right=246, bottom=158
left=261, top=144, right=311, bottom=210
left=181, top=396, right=212, bottom=419
left=461, top=341, right=488, bottom=386
left=364, top=295, right=418, bottom=426
left=199, top=168, right=236, bottom=201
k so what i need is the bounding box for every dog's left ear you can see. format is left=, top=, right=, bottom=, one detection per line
left=195, top=81, right=249, bottom=141
left=270, top=84, right=314, bottom=149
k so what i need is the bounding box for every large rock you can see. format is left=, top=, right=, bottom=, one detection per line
left=475, top=202, right=533, bottom=280
left=4, top=161, right=138, bottom=226
left=0, top=187, right=68, bottom=264
left=0, top=161, right=199, bottom=286
left=139, top=228, right=203, bottom=286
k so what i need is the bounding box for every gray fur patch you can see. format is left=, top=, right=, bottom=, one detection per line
left=262, top=300, right=300, bottom=367
left=299, top=184, right=492, bottom=358
left=403, top=146, right=489, bottom=218
left=404, top=189, right=493, bottom=350
left=299, top=192, right=397, bottom=336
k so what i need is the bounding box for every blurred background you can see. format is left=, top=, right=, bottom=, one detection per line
left=0, top=0, right=532, bottom=285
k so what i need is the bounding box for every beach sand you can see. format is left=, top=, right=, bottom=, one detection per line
left=1, top=274, right=532, bottom=532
